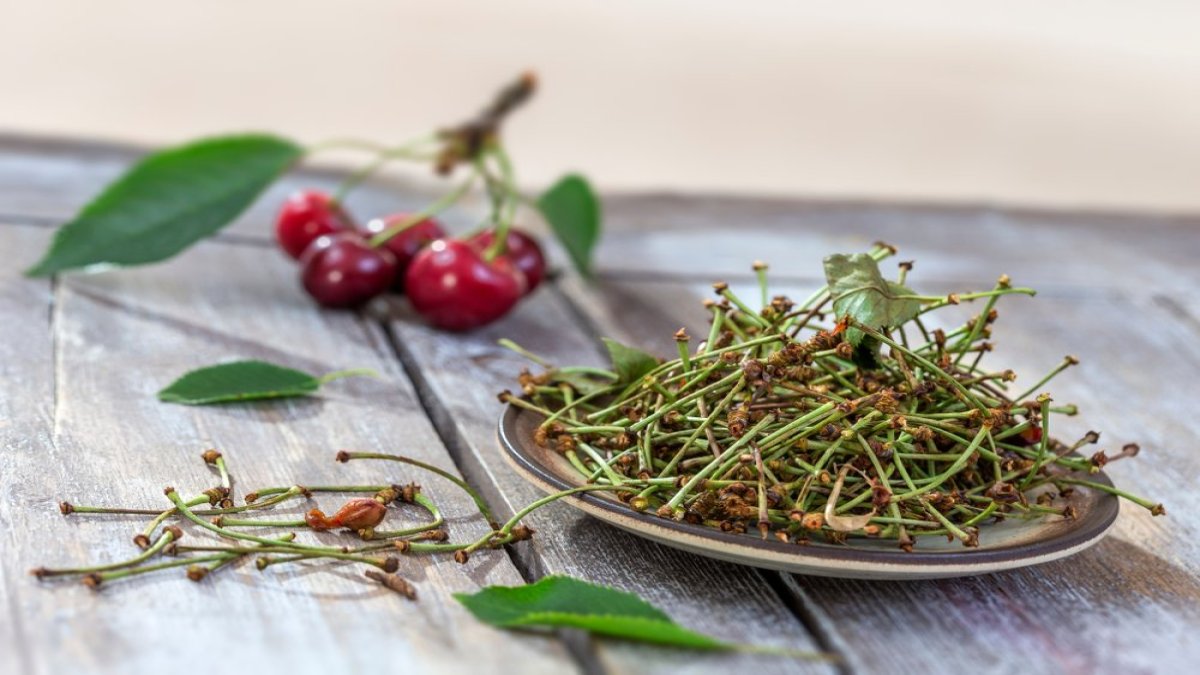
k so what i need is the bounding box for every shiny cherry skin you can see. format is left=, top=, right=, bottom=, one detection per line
left=299, top=233, right=397, bottom=308
left=361, top=214, right=447, bottom=290
left=467, top=227, right=546, bottom=293
left=405, top=239, right=526, bottom=331
left=275, top=190, right=353, bottom=259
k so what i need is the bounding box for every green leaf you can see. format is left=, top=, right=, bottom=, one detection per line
left=547, top=370, right=616, bottom=396
left=454, top=576, right=729, bottom=651
left=157, top=360, right=371, bottom=405
left=537, top=174, right=601, bottom=277
left=850, top=336, right=883, bottom=370
left=602, top=337, right=659, bottom=385
left=823, top=253, right=921, bottom=345
left=27, top=134, right=302, bottom=276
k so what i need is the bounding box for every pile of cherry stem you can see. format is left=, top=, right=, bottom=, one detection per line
left=31, top=450, right=572, bottom=596
left=507, top=244, right=1164, bottom=551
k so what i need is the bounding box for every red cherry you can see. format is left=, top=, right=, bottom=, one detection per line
left=468, top=227, right=546, bottom=293
left=299, top=233, right=397, bottom=308
left=276, top=191, right=353, bottom=259
left=1019, top=424, right=1043, bottom=446
left=361, top=214, right=447, bottom=290
left=405, top=239, right=525, bottom=331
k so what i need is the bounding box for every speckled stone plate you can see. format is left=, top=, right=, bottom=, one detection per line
left=498, top=405, right=1119, bottom=580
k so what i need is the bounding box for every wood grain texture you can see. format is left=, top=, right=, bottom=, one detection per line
left=560, top=269, right=1200, bottom=674
left=6, top=133, right=1200, bottom=296
left=0, top=224, right=55, bottom=675
left=383, top=291, right=835, bottom=675
left=589, top=195, right=1200, bottom=300
left=0, top=225, right=575, bottom=675
left=6, top=134, right=1200, bottom=674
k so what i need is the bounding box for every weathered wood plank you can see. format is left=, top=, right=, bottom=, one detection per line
left=0, top=224, right=55, bottom=675
left=0, top=224, right=575, bottom=674
left=4, top=133, right=1199, bottom=298
left=589, top=196, right=1200, bottom=298
left=562, top=274, right=1200, bottom=674
left=7, top=134, right=1200, bottom=674
left=383, top=290, right=836, bottom=675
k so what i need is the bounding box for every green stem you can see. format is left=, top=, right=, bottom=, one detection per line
left=367, top=172, right=477, bottom=248
left=318, top=368, right=378, bottom=385
left=337, top=452, right=497, bottom=526
left=34, top=529, right=180, bottom=578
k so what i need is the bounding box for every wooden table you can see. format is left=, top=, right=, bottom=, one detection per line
left=1, top=136, right=1197, bottom=675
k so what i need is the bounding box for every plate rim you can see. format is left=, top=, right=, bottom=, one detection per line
left=497, top=404, right=1120, bottom=577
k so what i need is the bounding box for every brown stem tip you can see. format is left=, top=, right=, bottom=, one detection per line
left=365, top=570, right=417, bottom=600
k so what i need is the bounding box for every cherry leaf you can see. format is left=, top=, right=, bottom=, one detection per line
left=602, top=337, right=659, bottom=385
left=537, top=174, right=601, bottom=278
left=157, top=360, right=372, bottom=405
left=454, top=576, right=730, bottom=650
left=823, top=253, right=921, bottom=345
left=27, top=134, right=301, bottom=276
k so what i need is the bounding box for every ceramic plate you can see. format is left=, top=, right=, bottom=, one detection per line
left=497, top=405, right=1119, bottom=579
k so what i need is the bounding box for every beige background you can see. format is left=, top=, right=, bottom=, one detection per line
left=2, top=0, right=1198, bottom=212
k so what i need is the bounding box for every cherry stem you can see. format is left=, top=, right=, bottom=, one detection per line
left=317, top=368, right=378, bottom=385
left=33, top=529, right=180, bottom=578
left=497, top=338, right=551, bottom=367
left=1013, top=356, right=1078, bottom=403
left=367, top=172, right=477, bottom=249
left=336, top=451, right=498, bottom=527
left=331, top=135, right=439, bottom=203
left=483, top=146, right=519, bottom=262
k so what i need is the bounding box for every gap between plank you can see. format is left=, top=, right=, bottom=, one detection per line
left=1154, top=295, right=1200, bottom=337
left=374, top=315, right=606, bottom=675
left=767, top=576, right=858, bottom=675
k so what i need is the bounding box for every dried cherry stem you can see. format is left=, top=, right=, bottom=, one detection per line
left=202, top=449, right=232, bottom=492
left=922, top=502, right=979, bottom=546
left=32, top=527, right=182, bottom=579
left=177, top=544, right=398, bottom=571
left=336, top=451, right=497, bottom=527
left=857, top=323, right=992, bottom=414
left=136, top=495, right=208, bottom=548
left=364, top=497, right=444, bottom=539
left=459, top=484, right=630, bottom=556
left=913, top=286, right=1036, bottom=315
left=1051, top=478, right=1165, bottom=515
left=666, top=414, right=777, bottom=513
left=63, top=487, right=306, bottom=528
left=950, top=277, right=1011, bottom=366
left=187, top=534, right=298, bottom=581
left=1019, top=395, right=1053, bottom=491
left=83, top=554, right=233, bottom=588
left=218, top=493, right=445, bottom=539
left=1014, top=356, right=1079, bottom=403
left=166, top=488, right=347, bottom=554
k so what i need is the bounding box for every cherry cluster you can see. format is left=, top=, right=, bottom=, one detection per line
left=275, top=190, right=545, bottom=331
